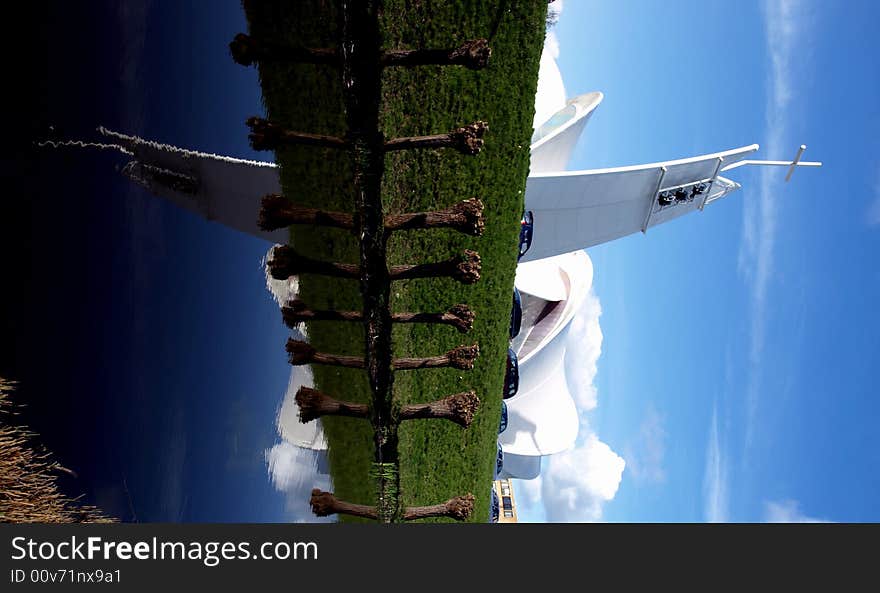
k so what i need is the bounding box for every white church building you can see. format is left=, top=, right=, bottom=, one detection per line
left=42, top=54, right=820, bottom=482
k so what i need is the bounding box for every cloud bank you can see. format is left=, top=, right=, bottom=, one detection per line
left=702, top=404, right=729, bottom=522
left=540, top=434, right=626, bottom=522
left=263, top=245, right=299, bottom=308
left=518, top=275, right=625, bottom=522
left=764, top=499, right=829, bottom=523
left=624, top=405, right=667, bottom=485
left=266, top=441, right=334, bottom=523
left=533, top=5, right=567, bottom=129
left=738, top=0, right=813, bottom=449
left=564, top=289, right=603, bottom=412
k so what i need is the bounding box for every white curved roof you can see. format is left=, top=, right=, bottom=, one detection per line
left=499, top=250, right=593, bottom=456
left=499, top=452, right=542, bottom=480
left=530, top=92, right=603, bottom=174
left=499, top=320, right=579, bottom=456
left=533, top=41, right=568, bottom=130
left=514, top=250, right=592, bottom=366
left=96, top=127, right=287, bottom=244
left=515, top=250, right=593, bottom=302
left=521, top=144, right=758, bottom=262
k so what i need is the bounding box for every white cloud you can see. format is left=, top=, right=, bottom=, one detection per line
left=519, top=257, right=624, bottom=522
left=764, top=499, right=830, bottom=523
left=512, top=475, right=548, bottom=522
left=533, top=3, right=567, bottom=129
left=265, top=441, right=334, bottom=523
left=517, top=474, right=544, bottom=505
left=738, top=0, right=812, bottom=448
left=547, top=270, right=623, bottom=521
left=547, top=0, right=564, bottom=20
left=263, top=244, right=300, bottom=308
left=540, top=434, right=625, bottom=522
left=276, top=365, right=326, bottom=449
left=265, top=362, right=334, bottom=522
left=624, top=404, right=667, bottom=484
left=702, top=404, right=729, bottom=522
left=564, top=290, right=603, bottom=411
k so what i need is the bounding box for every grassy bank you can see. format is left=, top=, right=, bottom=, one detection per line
left=244, top=0, right=547, bottom=521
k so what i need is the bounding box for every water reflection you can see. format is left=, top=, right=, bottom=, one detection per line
left=266, top=364, right=334, bottom=523
left=265, top=439, right=332, bottom=522
left=264, top=250, right=333, bottom=522
left=5, top=1, right=339, bottom=524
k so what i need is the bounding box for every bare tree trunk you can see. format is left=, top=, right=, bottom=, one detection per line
left=401, top=494, right=475, bottom=521
left=230, top=33, right=339, bottom=66
left=399, top=391, right=480, bottom=427
left=286, top=339, right=365, bottom=368
left=390, top=303, right=475, bottom=333
left=385, top=198, right=484, bottom=236
left=381, top=39, right=491, bottom=70
left=287, top=340, right=478, bottom=371
left=281, top=299, right=362, bottom=326
left=246, top=116, right=348, bottom=151
left=295, top=386, right=369, bottom=423
left=389, top=250, right=481, bottom=284
left=310, top=490, right=475, bottom=521
left=282, top=300, right=474, bottom=333
left=260, top=195, right=483, bottom=235
left=384, top=121, right=488, bottom=155
left=259, top=194, right=356, bottom=231
left=267, top=246, right=359, bottom=280
left=393, top=344, right=479, bottom=370
left=310, top=490, right=378, bottom=520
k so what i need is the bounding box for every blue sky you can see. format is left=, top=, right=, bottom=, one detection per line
left=514, top=0, right=880, bottom=522
left=20, top=0, right=877, bottom=524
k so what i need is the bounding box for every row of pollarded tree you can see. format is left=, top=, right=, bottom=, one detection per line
left=231, top=2, right=495, bottom=522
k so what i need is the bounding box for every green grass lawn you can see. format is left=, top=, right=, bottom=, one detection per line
left=244, top=0, right=547, bottom=521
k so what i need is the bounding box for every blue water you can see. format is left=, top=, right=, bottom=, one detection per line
left=3, top=0, right=329, bottom=522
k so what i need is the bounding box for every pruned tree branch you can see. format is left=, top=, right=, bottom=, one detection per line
left=295, top=386, right=369, bottom=423
left=384, top=121, right=488, bottom=155
left=287, top=340, right=478, bottom=371
left=230, top=33, right=339, bottom=66
left=259, top=194, right=356, bottom=231
left=267, top=246, right=359, bottom=280
left=246, top=116, right=348, bottom=151
left=401, top=493, right=475, bottom=521
left=281, top=299, right=361, bottom=326
left=389, top=250, right=481, bottom=284
left=282, top=300, right=474, bottom=333
left=311, top=490, right=476, bottom=522
left=385, top=198, right=485, bottom=236
left=286, top=339, right=365, bottom=368
left=260, top=196, right=483, bottom=235
left=393, top=344, right=479, bottom=370
left=399, top=391, right=480, bottom=427
left=390, top=303, right=476, bottom=333
left=310, top=490, right=378, bottom=519
left=381, top=39, right=491, bottom=70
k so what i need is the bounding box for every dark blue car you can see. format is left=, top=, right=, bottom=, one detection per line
left=490, top=488, right=499, bottom=523
left=503, top=347, right=519, bottom=399
left=509, top=288, right=522, bottom=339
left=518, top=210, right=534, bottom=260
left=494, top=442, right=504, bottom=478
